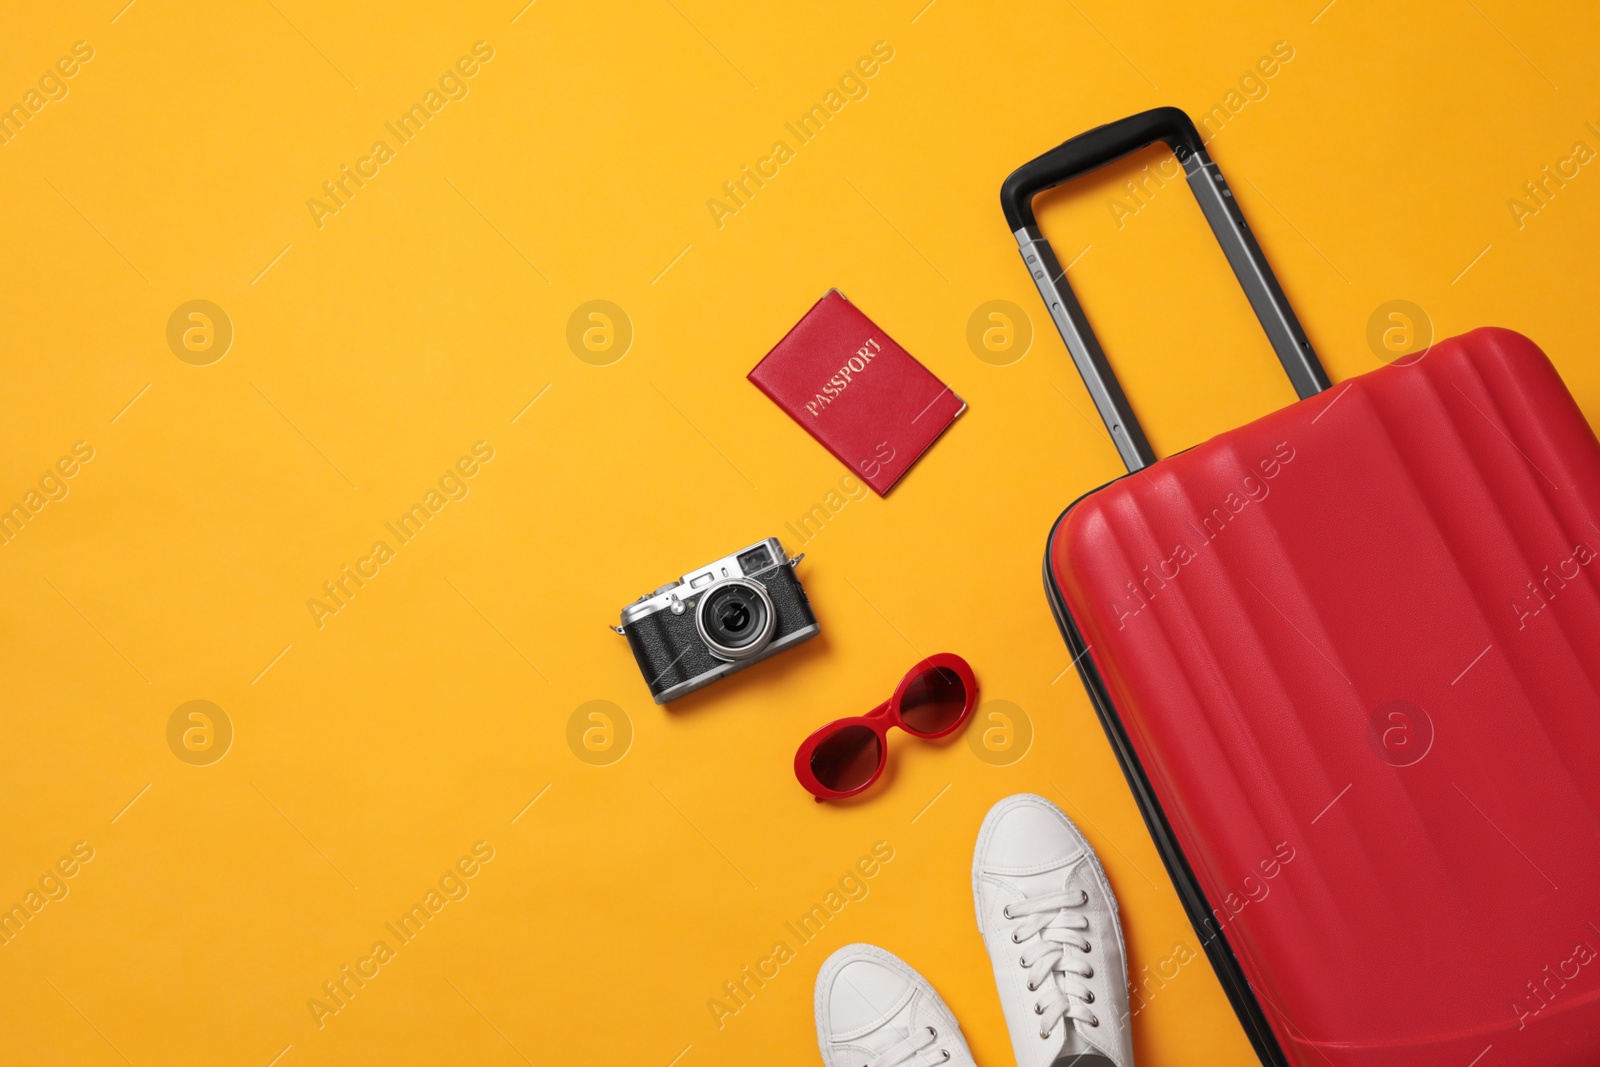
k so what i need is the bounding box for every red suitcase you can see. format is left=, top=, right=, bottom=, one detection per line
left=1004, top=108, right=1600, bottom=1065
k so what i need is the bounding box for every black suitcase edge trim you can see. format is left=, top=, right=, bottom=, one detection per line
left=1043, top=494, right=1291, bottom=1067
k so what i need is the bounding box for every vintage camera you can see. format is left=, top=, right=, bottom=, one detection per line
left=616, top=537, right=819, bottom=703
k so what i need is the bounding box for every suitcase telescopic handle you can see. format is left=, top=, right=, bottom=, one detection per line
left=1001, top=107, right=1331, bottom=472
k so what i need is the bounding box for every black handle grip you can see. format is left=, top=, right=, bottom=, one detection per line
left=1002, top=107, right=1330, bottom=473
left=1000, top=107, right=1202, bottom=232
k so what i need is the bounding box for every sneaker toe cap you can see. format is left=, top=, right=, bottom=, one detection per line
left=824, top=955, right=913, bottom=1035
left=977, top=794, right=1088, bottom=871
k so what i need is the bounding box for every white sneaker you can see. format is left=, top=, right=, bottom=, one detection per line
left=815, top=943, right=978, bottom=1067
left=973, top=794, right=1133, bottom=1067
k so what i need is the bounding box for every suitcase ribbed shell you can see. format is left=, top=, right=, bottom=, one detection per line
left=1049, top=328, right=1600, bottom=1065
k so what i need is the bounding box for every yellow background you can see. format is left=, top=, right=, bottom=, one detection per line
left=3, top=0, right=1598, bottom=1064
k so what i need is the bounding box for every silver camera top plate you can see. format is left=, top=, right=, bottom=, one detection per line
left=618, top=536, right=790, bottom=628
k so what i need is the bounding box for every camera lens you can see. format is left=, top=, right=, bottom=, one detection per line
left=703, top=586, right=765, bottom=647
left=719, top=600, right=751, bottom=634
left=695, top=579, right=776, bottom=661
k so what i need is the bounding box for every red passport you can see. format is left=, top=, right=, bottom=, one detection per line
left=749, top=291, right=965, bottom=496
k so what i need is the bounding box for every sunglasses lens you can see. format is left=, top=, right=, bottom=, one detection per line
left=899, top=665, right=968, bottom=736
left=810, top=724, right=882, bottom=794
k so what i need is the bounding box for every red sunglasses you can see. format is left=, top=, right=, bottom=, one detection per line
left=793, top=653, right=977, bottom=801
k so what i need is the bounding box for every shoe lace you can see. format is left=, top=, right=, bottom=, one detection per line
left=865, top=1024, right=950, bottom=1067
left=1006, top=886, right=1099, bottom=1040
